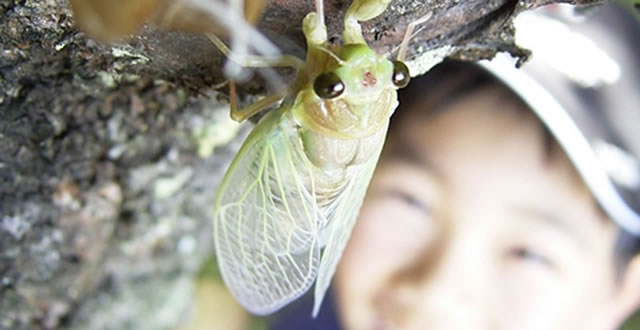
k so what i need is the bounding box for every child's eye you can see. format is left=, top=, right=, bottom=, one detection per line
left=510, top=247, right=554, bottom=268
left=386, top=189, right=429, bottom=214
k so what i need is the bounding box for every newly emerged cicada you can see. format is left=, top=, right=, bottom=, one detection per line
left=213, top=0, right=419, bottom=316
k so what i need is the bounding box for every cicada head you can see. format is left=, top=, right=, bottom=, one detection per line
left=296, top=43, right=410, bottom=139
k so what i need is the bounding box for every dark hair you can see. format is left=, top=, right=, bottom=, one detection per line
left=615, top=231, right=640, bottom=274
left=395, top=60, right=640, bottom=273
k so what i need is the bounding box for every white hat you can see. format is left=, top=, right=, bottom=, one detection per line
left=479, top=3, right=640, bottom=235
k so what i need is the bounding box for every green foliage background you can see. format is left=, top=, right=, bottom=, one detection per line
left=623, top=309, right=640, bottom=330
left=617, top=0, right=640, bottom=20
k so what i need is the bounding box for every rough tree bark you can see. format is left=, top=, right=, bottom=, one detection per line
left=0, top=0, right=605, bottom=329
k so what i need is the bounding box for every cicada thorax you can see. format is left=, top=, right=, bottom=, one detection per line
left=295, top=87, right=396, bottom=139
left=296, top=118, right=388, bottom=170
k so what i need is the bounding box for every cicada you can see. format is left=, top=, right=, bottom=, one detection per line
left=213, top=0, right=416, bottom=316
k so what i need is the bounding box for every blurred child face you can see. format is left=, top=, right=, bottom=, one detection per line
left=335, top=86, right=633, bottom=330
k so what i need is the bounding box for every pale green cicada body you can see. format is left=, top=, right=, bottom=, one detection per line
left=213, top=0, right=414, bottom=316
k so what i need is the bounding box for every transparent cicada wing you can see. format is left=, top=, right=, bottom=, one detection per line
left=216, top=105, right=389, bottom=315
left=311, top=125, right=388, bottom=317
left=214, top=110, right=326, bottom=315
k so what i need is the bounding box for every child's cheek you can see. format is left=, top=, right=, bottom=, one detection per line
left=337, top=195, right=432, bottom=330
left=341, top=193, right=434, bottom=290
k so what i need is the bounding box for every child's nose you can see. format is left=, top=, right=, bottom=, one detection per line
left=378, top=231, right=495, bottom=329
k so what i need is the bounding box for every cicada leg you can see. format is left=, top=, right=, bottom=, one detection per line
left=207, top=33, right=302, bottom=122
left=343, top=0, right=392, bottom=44
left=207, top=33, right=305, bottom=70
left=228, top=82, right=286, bottom=122
left=299, top=1, right=328, bottom=81
left=396, top=11, right=434, bottom=62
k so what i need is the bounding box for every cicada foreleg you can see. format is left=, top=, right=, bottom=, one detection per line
left=343, top=0, right=392, bottom=44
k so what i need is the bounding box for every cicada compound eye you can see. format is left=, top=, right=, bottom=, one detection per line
left=313, top=72, right=345, bottom=99
left=392, top=60, right=410, bottom=88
